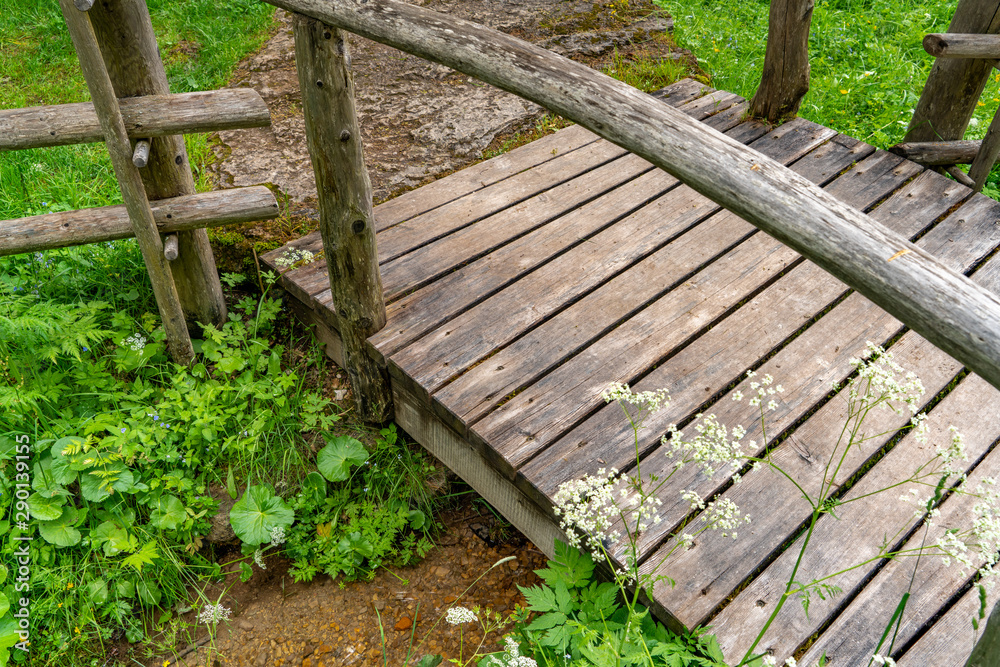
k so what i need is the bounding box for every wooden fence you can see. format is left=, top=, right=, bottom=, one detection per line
left=0, top=0, right=279, bottom=364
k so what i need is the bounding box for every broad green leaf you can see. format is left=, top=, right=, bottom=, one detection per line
left=86, top=579, right=109, bottom=605
left=92, top=521, right=135, bottom=556
left=38, top=506, right=82, bottom=547
left=301, top=472, right=327, bottom=503
left=518, top=584, right=559, bottom=613
left=0, top=592, right=8, bottom=618
left=50, top=453, right=78, bottom=485
left=407, top=509, right=427, bottom=530
left=229, top=485, right=295, bottom=546
left=415, top=656, right=443, bottom=667
left=240, top=562, right=253, bottom=582
left=0, top=563, right=6, bottom=585
left=27, top=492, right=65, bottom=521
left=526, top=611, right=568, bottom=631
left=226, top=466, right=238, bottom=500
left=217, top=354, right=246, bottom=374
left=316, top=435, right=368, bottom=482
left=0, top=616, right=21, bottom=663
left=150, top=495, right=186, bottom=531
left=116, top=580, right=135, bottom=598
left=137, top=580, right=161, bottom=606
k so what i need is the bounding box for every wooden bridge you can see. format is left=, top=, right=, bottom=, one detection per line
left=263, top=77, right=1000, bottom=665
left=6, top=0, right=1000, bottom=664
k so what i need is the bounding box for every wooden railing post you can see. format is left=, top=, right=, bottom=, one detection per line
left=292, top=14, right=392, bottom=422
left=905, top=0, right=1000, bottom=142
left=749, top=0, right=814, bottom=123
left=87, top=0, right=227, bottom=331
left=60, top=0, right=194, bottom=364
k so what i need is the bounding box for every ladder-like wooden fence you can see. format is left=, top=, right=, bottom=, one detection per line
left=0, top=0, right=279, bottom=363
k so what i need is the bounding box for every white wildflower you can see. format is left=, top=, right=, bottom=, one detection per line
left=198, top=603, right=232, bottom=625
left=553, top=469, right=622, bottom=553
left=664, top=414, right=747, bottom=477
left=122, top=333, right=147, bottom=353
left=848, top=342, right=924, bottom=416
left=270, top=525, right=287, bottom=546
left=602, top=382, right=671, bottom=419
left=761, top=656, right=776, bottom=667
left=445, top=607, right=477, bottom=625
left=275, top=247, right=316, bottom=269
left=701, top=497, right=750, bottom=539
left=487, top=636, right=537, bottom=667
left=253, top=548, right=266, bottom=569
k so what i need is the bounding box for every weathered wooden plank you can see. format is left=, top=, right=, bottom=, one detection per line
left=906, top=0, right=1000, bottom=143
left=294, top=14, right=390, bottom=422
left=796, top=391, right=1000, bottom=667
left=265, top=0, right=1000, bottom=400
left=899, top=582, right=1000, bottom=666
left=375, top=139, right=631, bottom=264
left=390, top=119, right=840, bottom=403
left=517, top=170, right=969, bottom=507
left=750, top=0, right=813, bottom=122
left=704, top=365, right=997, bottom=664
left=132, top=139, right=150, bottom=167
left=60, top=0, right=192, bottom=363
left=392, top=382, right=565, bottom=559
left=925, top=32, right=1000, bottom=58
left=0, top=88, right=270, bottom=150
left=0, top=187, right=278, bottom=256
left=433, top=131, right=863, bottom=429
left=380, top=152, right=657, bottom=301
left=369, top=102, right=757, bottom=356
left=528, top=185, right=985, bottom=580
left=477, top=149, right=920, bottom=475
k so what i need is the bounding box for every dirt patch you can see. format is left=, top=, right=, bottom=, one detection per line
left=154, top=507, right=549, bottom=667
left=210, top=0, right=677, bottom=218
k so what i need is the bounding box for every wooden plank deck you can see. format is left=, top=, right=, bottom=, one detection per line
left=262, top=79, right=1000, bottom=666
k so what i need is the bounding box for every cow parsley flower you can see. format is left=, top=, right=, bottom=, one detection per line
left=487, top=637, right=537, bottom=667
left=198, top=603, right=232, bottom=625
left=445, top=606, right=477, bottom=625
left=270, top=526, right=286, bottom=546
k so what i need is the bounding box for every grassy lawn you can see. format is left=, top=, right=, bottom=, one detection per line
left=0, top=0, right=277, bottom=221
left=657, top=0, right=1000, bottom=194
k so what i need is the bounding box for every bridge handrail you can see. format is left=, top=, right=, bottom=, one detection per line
left=267, top=0, right=1000, bottom=394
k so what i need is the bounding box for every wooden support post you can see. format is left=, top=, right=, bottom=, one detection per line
left=906, top=0, right=1000, bottom=142
left=59, top=0, right=193, bottom=364
left=293, top=14, right=392, bottom=423
left=969, top=104, right=1000, bottom=190
left=87, top=0, right=226, bottom=332
left=750, top=0, right=814, bottom=122
left=132, top=139, right=151, bottom=167
left=966, top=596, right=1000, bottom=667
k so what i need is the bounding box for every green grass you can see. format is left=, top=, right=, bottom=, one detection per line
left=656, top=0, right=1000, bottom=152
left=0, top=0, right=277, bottom=221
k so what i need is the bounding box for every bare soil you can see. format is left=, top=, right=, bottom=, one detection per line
left=151, top=2, right=685, bottom=665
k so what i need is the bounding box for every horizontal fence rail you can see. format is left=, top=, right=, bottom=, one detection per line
left=0, top=186, right=278, bottom=256
left=0, top=88, right=269, bottom=151
left=265, top=0, right=1000, bottom=392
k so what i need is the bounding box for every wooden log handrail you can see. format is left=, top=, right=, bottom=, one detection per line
left=924, top=32, right=1000, bottom=58
left=890, top=140, right=984, bottom=165
left=0, top=186, right=278, bottom=256
left=0, top=89, right=270, bottom=151
left=264, top=0, right=1000, bottom=393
